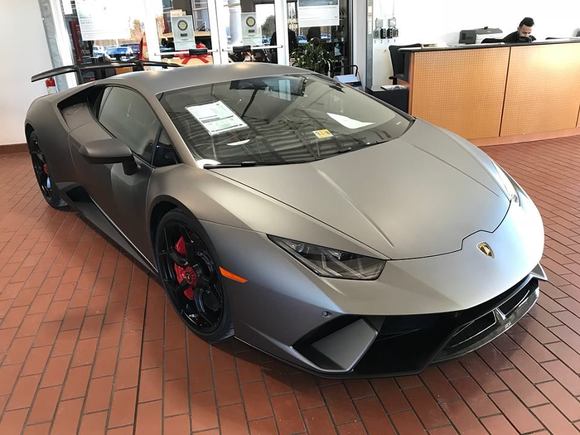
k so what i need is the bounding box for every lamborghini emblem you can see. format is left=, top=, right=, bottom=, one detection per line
left=478, top=242, right=494, bottom=258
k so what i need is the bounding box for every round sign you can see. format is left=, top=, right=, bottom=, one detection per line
left=245, top=16, right=256, bottom=27
left=177, top=19, right=188, bottom=31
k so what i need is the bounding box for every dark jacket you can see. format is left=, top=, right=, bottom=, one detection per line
left=503, top=31, right=536, bottom=43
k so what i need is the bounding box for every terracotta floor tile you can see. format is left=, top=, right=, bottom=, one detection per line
left=22, top=422, right=52, bottom=435
left=290, top=373, right=325, bottom=410
left=3, top=336, right=34, bottom=365
left=321, top=383, right=360, bottom=426
left=135, top=400, right=162, bottom=435
left=439, top=400, right=487, bottom=435
left=271, top=394, right=305, bottom=435
left=420, top=367, right=461, bottom=405
left=390, top=410, right=426, bottom=434
left=496, top=369, right=548, bottom=407
left=50, top=398, right=83, bottom=434
left=219, top=403, right=250, bottom=435
left=541, top=359, right=580, bottom=396
left=371, top=378, right=410, bottom=414
left=302, top=406, right=337, bottom=435
left=489, top=390, right=543, bottom=433
left=108, top=387, right=137, bottom=428
left=404, top=386, right=449, bottom=429
left=164, top=414, right=190, bottom=434
left=61, top=365, right=91, bottom=400
left=92, top=346, right=119, bottom=378
left=163, top=378, right=190, bottom=417
left=6, top=374, right=41, bottom=410
left=0, top=408, right=28, bottom=434
left=20, top=346, right=51, bottom=377
left=248, top=417, right=278, bottom=435
left=78, top=411, right=108, bottom=435
left=0, top=364, right=22, bottom=396
left=531, top=403, right=578, bottom=435
left=71, top=337, right=98, bottom=367
left=214, top=369, right=242, bottom=407
left=190, top=390, right=218, bottom=432
left=354, top=396, right=396, bottom=435
left=40, top=354, right=71, bottom=387
left=27, top=385, right=61, bottom=424
left=480, top=414, right=519, bottom=435
left=241, top=381, right=272, bottom=421
left=450, top=376, right=498, bottom=418
left=336, top=421, right=368, bottom=435
left=138, top=368, right=162, bottom=403
left=85, top=376, right=114, bottom=413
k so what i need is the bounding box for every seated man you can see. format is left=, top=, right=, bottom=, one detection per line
left=503, top=17, right=536, bottom=43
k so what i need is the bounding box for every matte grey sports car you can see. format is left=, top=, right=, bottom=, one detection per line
left=25, top=63, right=546, bottom=376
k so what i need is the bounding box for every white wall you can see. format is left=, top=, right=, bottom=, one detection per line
left=370, top=0, right=580, bottom=89
left=0, top=0, right=53, bottom=145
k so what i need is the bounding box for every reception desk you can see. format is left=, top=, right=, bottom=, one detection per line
left=402, top=40, right=580, bottom=143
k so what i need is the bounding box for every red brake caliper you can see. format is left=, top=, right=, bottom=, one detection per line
left=173, top=235, right=197, bottom=301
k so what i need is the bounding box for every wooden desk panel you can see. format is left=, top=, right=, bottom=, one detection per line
left=410, top=47, right=509, bottom=139
left=501, top=44, right=580, bottom=136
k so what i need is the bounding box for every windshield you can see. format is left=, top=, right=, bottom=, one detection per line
left=159, top=74, right=411, bottom=166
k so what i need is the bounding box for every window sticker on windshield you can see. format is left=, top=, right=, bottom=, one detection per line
left=186, top=101, right=248, bottom=136
left=313, top=129, right=334, bottom=139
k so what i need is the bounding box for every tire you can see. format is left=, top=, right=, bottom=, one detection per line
left=27, top=131, right=68, bottom=210
left=154, top=209, right=233, bottom=343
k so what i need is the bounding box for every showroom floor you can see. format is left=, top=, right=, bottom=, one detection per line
left=0, top=137, right=579, bottom=435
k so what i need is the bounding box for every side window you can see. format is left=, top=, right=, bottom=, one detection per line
left=152, top=129, right=180, bottom=167
left=98, top=87, right=160, bottom=163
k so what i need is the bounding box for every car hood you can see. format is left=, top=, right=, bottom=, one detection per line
left=214, top=120, right=509, bottom=259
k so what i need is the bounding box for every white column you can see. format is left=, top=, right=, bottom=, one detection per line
left=274, top=0, right=289, bottom=65
left=144, top=0, right=161, bottom=61
left=228, top=0, right=242, bottom=46
left=48, top=0, right=76, bottom=88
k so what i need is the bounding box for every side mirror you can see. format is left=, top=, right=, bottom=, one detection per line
left=79, top=138, right=138, bottom=175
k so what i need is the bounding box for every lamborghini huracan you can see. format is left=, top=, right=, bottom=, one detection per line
left=25, top=62, right=546, bottom=376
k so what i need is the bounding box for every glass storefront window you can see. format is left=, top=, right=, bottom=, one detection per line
left=156, top=0, right=215, bottom=65
left=222, top=0, right=277, bottom=63
left=289, top=0, right=350, bottom=75
left=61, top=0, right=147, bottom=81
left=42, top=0, right=353, bottom=84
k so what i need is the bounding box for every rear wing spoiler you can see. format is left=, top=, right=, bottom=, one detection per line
left=31, top=60, right=182, bottom=84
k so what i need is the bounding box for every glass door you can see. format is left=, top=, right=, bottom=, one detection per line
left=215, top=0, right=289, bottom=64
left=148, top=0, right=222, bottom=66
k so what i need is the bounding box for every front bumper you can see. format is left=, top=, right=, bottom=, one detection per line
left=293, top=266, right=544, bottom=377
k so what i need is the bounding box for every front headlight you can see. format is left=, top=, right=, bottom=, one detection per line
left=492, top=162, right=520, bottom=205
left=269, top=236, right=385, bottom=280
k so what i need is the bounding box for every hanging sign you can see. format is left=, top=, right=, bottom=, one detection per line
left=75, top=0, right=131, bottom=40
left=171, top=15, right=196, bottom=50
left=297, top=0, right=339, bottom=28
left=241, top=13, right=262, bottom=45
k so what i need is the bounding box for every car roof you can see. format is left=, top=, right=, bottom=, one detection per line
left=103, top=63, right=306, bottom=95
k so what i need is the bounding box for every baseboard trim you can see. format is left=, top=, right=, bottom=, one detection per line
left=472, top=128, right=580, bottom=147
left=0, top=143, right=27, bottom=154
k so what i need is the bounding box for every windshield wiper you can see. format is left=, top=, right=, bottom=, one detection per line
left=203, top=161, right=257, bottom=169
left=203, top=160, right=316, bottom=169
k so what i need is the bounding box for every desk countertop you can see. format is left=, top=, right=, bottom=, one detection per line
left=399, top=38, right=580, bottom=52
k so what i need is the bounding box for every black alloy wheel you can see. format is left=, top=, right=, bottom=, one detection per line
left=27, top=131, right=67, bottom=209
left=155, top=209, right=233, bottom=342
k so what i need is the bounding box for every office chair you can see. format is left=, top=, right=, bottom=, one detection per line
left=481, top=38, right=504, bottom=43
left=388, top=43, right=421, bottom=84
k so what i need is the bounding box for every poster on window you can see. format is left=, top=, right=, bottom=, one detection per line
left=75, top=0, right=131, bottom=40
left=297, top=0, right=339, bottom=28
left=241, top=13, right=262, bottom=45
left=171, top=16, right=196, bottom=50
